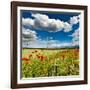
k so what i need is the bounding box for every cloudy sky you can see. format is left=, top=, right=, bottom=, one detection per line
left=21, top=10, right=80, bottom=48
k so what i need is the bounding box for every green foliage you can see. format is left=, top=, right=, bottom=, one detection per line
left=22, top=49, right=79, bottom=78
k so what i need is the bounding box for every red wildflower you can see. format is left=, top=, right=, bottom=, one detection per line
left=36, top=55, right=47, bottom=61
left=40, top=56, right=43, bottom=61
left=40, top=56, right=46, bottom=61
left=22, top=57, right=29, bottom=61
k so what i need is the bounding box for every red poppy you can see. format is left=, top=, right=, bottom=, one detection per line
left=40, top=56, right=46, bottom=61
left=40, top=56, right=43, bottom=61
left=22, top=57, right=29, bottom=61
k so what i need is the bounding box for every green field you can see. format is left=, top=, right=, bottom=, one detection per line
left=22, top=48, right=79, bottom=78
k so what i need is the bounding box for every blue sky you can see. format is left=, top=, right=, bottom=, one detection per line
left=21, top=10, right=80, bottom=48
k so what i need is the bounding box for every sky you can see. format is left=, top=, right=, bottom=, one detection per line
left=21, top=10, right=80, bottom=48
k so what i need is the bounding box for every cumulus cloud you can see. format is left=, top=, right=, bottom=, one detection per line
left=22, top=40, right=47, bottom=48
left=70, top=15, right=80, bottom=25
left=22, top=13, right=80, bottom=48
left=69, top=29, right=79, bottom=38
left=69, top=28, right=79, bottom=46
left=22, top=28, right=39, bottom=48
left=32, top=13, right=65, bottom=32
left=63, top=22, right=72, bottom=32
left=22, top=13, right=72, bottom=32
left=22, top=18, right=34, bottom=26
left=22, top=28, right=37, bottom=42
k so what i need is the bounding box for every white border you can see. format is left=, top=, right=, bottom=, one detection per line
left=17, top=7, right=84, bottom=84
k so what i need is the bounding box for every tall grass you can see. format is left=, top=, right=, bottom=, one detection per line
left=22, top=49, right=79, bottom=78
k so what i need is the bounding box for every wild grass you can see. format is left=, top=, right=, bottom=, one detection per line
left=22, top=48, right=79, bottom=78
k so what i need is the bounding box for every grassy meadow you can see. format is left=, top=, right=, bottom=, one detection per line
left=22, top=48, right=79, bottom=78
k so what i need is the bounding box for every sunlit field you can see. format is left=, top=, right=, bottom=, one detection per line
left=22, top=48, right=79, bottom=78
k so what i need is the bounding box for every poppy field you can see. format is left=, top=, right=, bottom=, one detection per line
left=22, top=48, right=79, bottom=78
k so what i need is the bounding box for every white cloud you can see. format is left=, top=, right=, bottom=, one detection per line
left=32, top=13, right=65, bottom=32
left=22, top=13, right=72, bottom=32
left=22, top=28, right=37, bottom=42
left=63, top=22, right=72, bottom=32
left=69, top=29, right=79, bottom=38
left=69, top=28, right=79, bottom=46
left=22, top=18, right=34, bottom=26
left=22, top=13, right=80, bottom=48
left=50, top=42, right=72, bottom=48
left=22, top=37, right=72, bottom=48
left=22, top=28, right=39, bottom=48
left=72, top=41, right=79, bottom=46
left=70, top=15, right=80, bottom=25
left=22, top=38, right=47, bottom=48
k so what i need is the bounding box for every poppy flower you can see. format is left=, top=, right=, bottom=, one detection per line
left=40, top=56, right=46, bottom=61
left=40, top=56, right=44, bottom=61
left=22, top=57, right=29, bottom=61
